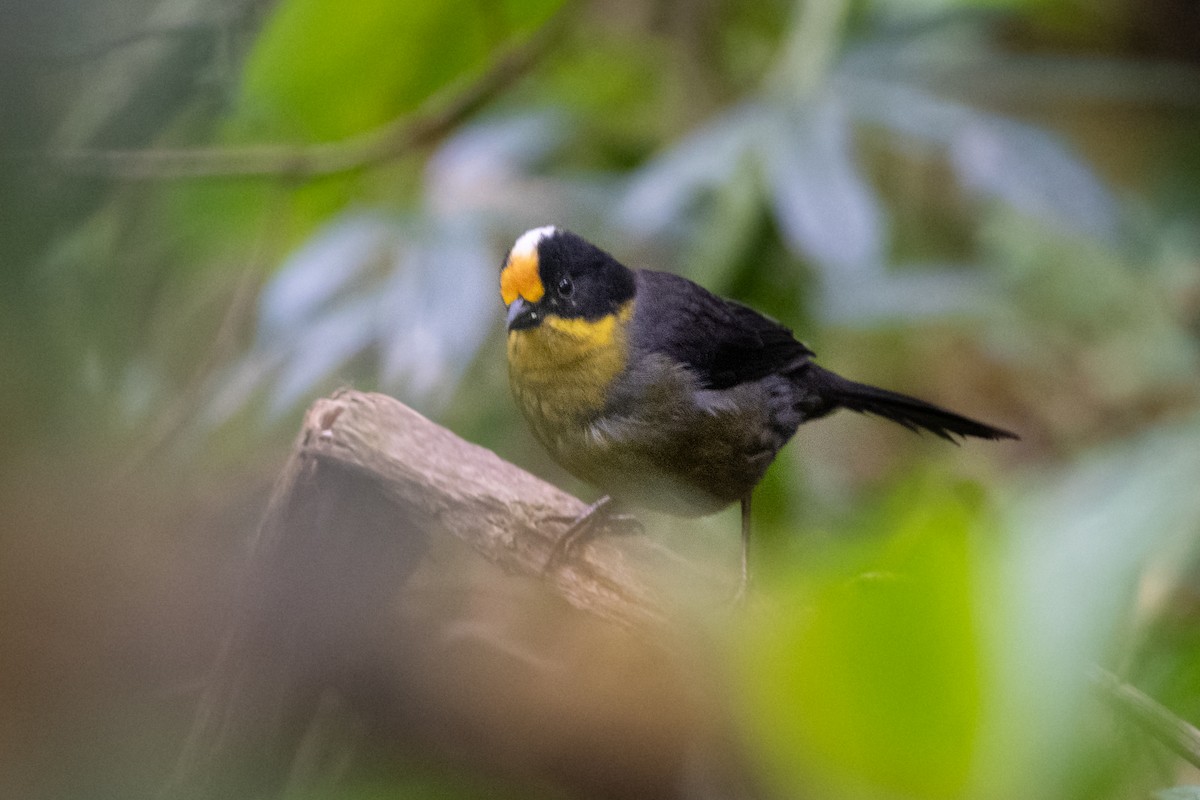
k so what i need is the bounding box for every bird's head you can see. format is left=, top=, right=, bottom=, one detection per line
left=500, top=226, right=636, bottom=333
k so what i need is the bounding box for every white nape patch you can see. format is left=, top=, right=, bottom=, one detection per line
left=511, top=225, right=557, bottom=258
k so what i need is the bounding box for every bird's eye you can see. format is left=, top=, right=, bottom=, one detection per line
left=557, top=275, right=574, bottom=298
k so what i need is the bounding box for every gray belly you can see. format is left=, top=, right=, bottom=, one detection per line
left=521, top=359, right=802, bottom=517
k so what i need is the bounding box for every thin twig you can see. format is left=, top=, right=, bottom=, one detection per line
left=1090, top=664, right=1200, bottom=771
left=40, top=10, right=567, bottom=180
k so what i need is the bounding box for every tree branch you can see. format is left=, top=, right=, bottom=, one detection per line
left=299, top=389, right=670, bottom=631
left=42, top=11, right=565, bottom=180
left=164, top=389, right=702, bottom=799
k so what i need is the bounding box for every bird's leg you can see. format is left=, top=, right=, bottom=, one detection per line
left=734, top=492, right=753, bottom=603
left=543, top=495, right=641, bottom=574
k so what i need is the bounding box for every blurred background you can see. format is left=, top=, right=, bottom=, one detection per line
left=2, top=0, right=1200, bottom=798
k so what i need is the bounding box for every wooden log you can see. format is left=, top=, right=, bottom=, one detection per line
left=164, top=390, right=731, bottom=800
left=297, top=389, right=670, bottom=631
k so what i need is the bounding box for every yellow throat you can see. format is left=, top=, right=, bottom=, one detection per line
left=507, top=301, right=635, bottom=422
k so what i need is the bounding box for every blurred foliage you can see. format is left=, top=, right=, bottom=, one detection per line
left=3, top=0, right=1200, bottom=798
left=743, top=477, right=987, bottom=799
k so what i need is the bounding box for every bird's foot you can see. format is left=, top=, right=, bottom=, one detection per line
left=543, top=496, right=643, bottom=575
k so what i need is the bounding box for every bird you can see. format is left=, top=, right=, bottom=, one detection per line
left=500, top=226, right=1016, bottom=591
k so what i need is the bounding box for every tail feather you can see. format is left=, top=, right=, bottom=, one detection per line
left=806, top=365, right=1018, bottom=442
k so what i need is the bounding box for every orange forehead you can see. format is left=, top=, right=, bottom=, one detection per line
left=500, top=251, right=545, bottom=305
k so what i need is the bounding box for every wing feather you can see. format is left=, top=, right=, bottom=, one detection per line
left=632, top=270, right=813, bottom=390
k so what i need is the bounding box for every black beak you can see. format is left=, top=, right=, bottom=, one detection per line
left=506, top=296, right=540, bottom=331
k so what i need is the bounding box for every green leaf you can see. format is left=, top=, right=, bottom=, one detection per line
left=762, top=98, right=886, bottom=273
left=842, top=78, right=1121, bottom=243
left=740, top=477, right=989, bottom=798
left=619, top=103, right=762, bottom=237
left=237, top=0, right=564, bottom=141
left=972, top=414, right=1200, bottom=798
left=167, top=0, right=564, bottom=263
left=204, top=212, right=499, bottom=425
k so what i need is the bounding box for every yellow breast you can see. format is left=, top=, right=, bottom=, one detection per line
left=507, top=302, right=634, bottom=426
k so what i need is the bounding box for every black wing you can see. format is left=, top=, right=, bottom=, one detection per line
left=632, top=270, right=813, bottom=390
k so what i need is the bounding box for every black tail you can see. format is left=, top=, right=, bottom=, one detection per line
left=805, top=365, right=1018, bottom=442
